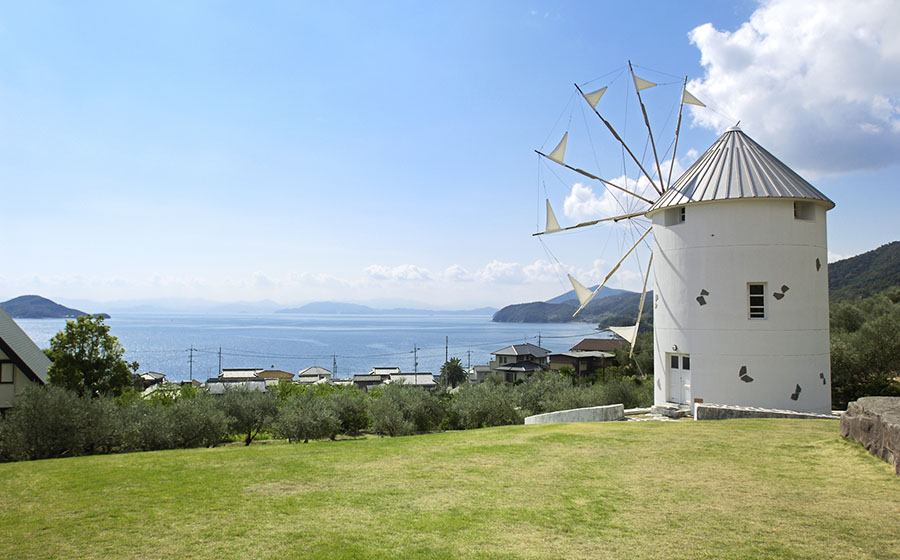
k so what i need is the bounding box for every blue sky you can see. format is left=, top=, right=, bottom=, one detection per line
left=1, top=1, right=897, bottom=309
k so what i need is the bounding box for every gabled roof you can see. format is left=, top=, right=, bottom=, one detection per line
left=649, top=127, right=834, bottom=214
left=219, top=368, right=262, bottom=379
left=298, top=366, right=332, bottom=377
left=0, top=307, right=50, bottom=384
left=570, top=338, right=626, bottom=353
left=492, top=343, right=549, bottom=358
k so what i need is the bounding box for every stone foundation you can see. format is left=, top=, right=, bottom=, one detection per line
left=841, top=397, right=900, bottom=475
left=695, top=403, right=837, bottom=421
left=524, top=404, right=624, bottom=425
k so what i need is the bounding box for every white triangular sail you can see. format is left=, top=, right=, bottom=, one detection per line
left=682, top=89, right=705, bottom=107
left=547, top=131, right=568, bottom=164
left=608, top=325, right=638, bottom=344
left=632, top=74, right=656, bottom=91
left=583, top=86, right=607, bottom=108
left=567, top=274, right=593, bottom=306
left=545, top=199, right=561, bottom=233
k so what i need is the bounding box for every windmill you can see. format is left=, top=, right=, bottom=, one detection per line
left=533, top=62, right=833, bottom=414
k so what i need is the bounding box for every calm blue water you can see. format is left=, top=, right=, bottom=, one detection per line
left=16, top=314, right=604, bottom=382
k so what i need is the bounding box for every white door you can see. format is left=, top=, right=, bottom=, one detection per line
left=667, top=354, right=691, bottom=404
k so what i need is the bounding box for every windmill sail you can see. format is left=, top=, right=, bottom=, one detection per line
left=608, top=325, right=638, bottom=344
left=567, top=274, right=594, bottom=307
left=582, top=86, right=607, bottom=108
left=629, top=253, right=653, bottom=359
left=547, top=132, right=568, bottom=164
left=544, top=199, right=561, bottom=233
left=682, top=89, right=705, bottom=107
left=632, top=74, right=656, bottom=91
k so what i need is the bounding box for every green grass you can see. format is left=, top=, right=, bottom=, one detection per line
left=1, top=419, right=898, bottom=559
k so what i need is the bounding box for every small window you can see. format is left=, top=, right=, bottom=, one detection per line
left=748, top=283, right=766, bottom=319
left=0, top=363, right=13, bottom=383
left=670, top=355, right=679, bottom=369
left=665, top=207, right=686, bottom=226
left=681, top=356, right=690, bottom=370
left=793, top=201, right=815, bottom=221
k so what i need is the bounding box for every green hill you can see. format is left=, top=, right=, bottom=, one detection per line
left=829, top=241, right=900, bottom=301
left=0, top=295, right=108, bottom=319
left=492, top=289, right=652, bottom=328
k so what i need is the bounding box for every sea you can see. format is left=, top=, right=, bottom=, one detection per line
left=15, top=313, right=607, bottom=382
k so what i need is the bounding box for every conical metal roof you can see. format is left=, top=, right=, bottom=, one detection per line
left=648, top=127, right=834, bottom=214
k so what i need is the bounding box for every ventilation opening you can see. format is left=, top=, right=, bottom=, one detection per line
left=793, top=201, right=815, bottom=221
left=748, top=283, right=766, bottom=319
left=665, top=206, right=686, bottom=226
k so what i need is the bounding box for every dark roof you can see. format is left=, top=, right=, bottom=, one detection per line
left=492, top=343, right=549, bottom=358
left=0, top=307, right=50, bottom=384
left=494, top=360, right=548, bottom=372
left=570, top=338, right=626, bottom=353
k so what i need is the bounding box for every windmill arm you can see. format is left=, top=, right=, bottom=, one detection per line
left=573, top=227, right=652, bottom=316
left=535, top=150, right=654, bottom=204
left=532, top=210, right=647, bottom=237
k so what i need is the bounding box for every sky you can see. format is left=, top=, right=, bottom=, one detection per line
left=1, top=0, right=898, bottom=310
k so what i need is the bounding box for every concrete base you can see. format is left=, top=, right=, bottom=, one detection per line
left=841, top=397, right=900, bottom=475
left=695, top=403, right=838, bottom=421
left=524, top=404, right=624, bottom=425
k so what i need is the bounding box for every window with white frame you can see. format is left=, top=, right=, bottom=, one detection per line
left=748, top=283, right=766, bottom=319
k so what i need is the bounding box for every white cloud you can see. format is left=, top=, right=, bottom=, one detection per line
left=687, top=0, right=900, bottom=175
left=442, top=265, right=473, bottom=282
left=364, top=264, right=432, bottom=281
left=478, top=260, right=523, bottom=284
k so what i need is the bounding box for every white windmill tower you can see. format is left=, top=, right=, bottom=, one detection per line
left=534, top=63, right=834, bottom=414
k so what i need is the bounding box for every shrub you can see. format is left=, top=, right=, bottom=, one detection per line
left=600, top=376, right=653, bottom=409
left=328, top=387, right=369, bottom=436
left=370, top=384, right=444, bottom=436
left=449, top=383, right=523, bottom=429
left=0, top=386, right=120, bottom=461
left=274, top=392, right=339, bottom=443
left=221, top=388, right=278, bottom=445
left=515, top=372, right=573, bottom=416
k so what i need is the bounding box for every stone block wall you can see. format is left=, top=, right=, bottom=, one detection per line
left=841, top=397, right=900, bottom=475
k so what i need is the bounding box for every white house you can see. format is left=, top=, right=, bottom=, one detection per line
left=0, top=308, right=50, bottom=409
left=296, top=366, right=332, bottom=384
left=647, top=126, right=833, bottom=414
left=489, top=343, right=550, bottom=383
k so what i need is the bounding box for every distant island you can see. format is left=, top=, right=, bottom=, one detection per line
left=277, top=301, right=496, bottom=316
left=492, top=285, right=652, bottom=328
left=0, top=295, right=110, bottom=319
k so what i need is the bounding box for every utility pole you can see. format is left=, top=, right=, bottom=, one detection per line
left=333, top=354, right=337, bottom=379
left=445, top=336, right=449, bottom=363
left=189, top=346, right=195, bottom=381
left=218, top=346, right=222, bottom=376
left=467, top=350, right=471, bottom=370
left=412, top=345, right=420, bottom=373
left=538, top=333, right=542, bottom=347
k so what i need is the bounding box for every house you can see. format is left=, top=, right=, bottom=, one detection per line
left=352, top=367, right=437, bottom=391
left=489, top=343, right=550, bottom=383
left=467, top=365, right=492, bottom=384
left=296, top=366, right=332, bottom=385
left=258, top=369, right=294, bottom=381
left=352, top=373, right=390, bottom=392
left=205, top=377, right=268, bottom=394
left=549, top=337, right=623, bottom=376
left=137, top=371, right=167, bottom=391
left=0, top=307, right=50, bottom=410
left=386, top=373, right=437, bottom=390
left=219, top=368, right=263, bottom=379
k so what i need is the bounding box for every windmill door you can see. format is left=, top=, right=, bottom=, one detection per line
left=667, top=354, right=691, bottom=405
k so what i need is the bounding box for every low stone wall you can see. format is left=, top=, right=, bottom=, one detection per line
left=695, top=403, right=838, bottom=421
left=841, top=397, right=900, bottom=475
left=524, top=404, right=624, bottom=425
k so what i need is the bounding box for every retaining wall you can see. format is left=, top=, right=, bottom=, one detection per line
left=695, top=403, right=837, bottom=421
left=841, top=396, right=900, bottom=475
left=524, top=404, right=624, bottom=425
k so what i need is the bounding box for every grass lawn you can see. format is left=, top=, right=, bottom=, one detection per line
left=1, top=419, right=898, bottom=559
